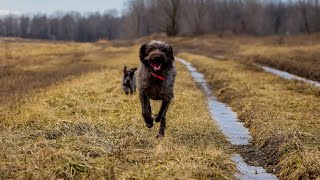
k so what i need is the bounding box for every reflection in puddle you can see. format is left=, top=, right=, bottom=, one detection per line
left=178, top=58, right=278, bottom=180
left=261, top=65, right=320, bottom=87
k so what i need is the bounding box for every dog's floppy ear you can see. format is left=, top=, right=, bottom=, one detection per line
left=168, top=45, right=174, bottom=60
left=123, top=66, right=127, bottom=73
left=132, top=67, right=138, bottom=73
left=139, top=43, right=148, bottom=61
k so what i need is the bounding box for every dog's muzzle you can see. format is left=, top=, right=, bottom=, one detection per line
left=148, top=51, right=165, bottom=72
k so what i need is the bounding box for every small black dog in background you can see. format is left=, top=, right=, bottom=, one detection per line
left=122, top=66, right=137, bottom=95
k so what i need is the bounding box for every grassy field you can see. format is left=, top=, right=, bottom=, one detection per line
left=0, top=40, right=235, bottom=179
left=1, top=35, right=320, bottom=179
left=179, top=53, right=320, bottom=179
left=0, top=39, right=103, bottom=119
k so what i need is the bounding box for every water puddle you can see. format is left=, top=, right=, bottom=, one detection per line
left=260, top=65, right=320, bottom=88
left=232, top=155, right=278, bottom=180
left=177, top=58, right=278, bottom=180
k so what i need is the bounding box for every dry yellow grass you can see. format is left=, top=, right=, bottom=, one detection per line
left=0, top=39, right=133, bottom=120
left=0, top=40, right=101, bottom=108
left=179, top=53, right=320, bottom=179
left=0, top=41, right=235, bottom=179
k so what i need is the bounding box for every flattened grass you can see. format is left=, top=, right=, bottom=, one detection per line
left=179, top=53, right=320, bottom=179
left=0, top=44, right=235, bottom=179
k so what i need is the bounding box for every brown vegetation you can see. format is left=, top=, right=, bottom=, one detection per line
left=0, top=40, right=101, bottom=121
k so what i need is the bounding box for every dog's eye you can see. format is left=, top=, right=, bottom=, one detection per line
left=159, top=47, right=168, bottom=53
left=146, top=48, right=154, bottom=55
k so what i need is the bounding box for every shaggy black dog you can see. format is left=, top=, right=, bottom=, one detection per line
left=122, top=66, right=137, bottom=95
left=138, top=40, right=176, bottom=138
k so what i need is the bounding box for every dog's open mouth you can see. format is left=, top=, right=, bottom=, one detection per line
left=150, top=60, right=162, bottom=71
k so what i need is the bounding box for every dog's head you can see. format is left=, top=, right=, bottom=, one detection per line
left=139, top=40, right=174, bottom=72
left=123, top=66, right=137, bottom=86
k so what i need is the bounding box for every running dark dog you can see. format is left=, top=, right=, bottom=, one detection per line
left=138, top=40, right=176, bottom=138
left=122, top=66, right=137, bottom=95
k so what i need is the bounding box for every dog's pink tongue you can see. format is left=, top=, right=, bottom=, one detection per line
left=150, top=62, right=161, bottom=71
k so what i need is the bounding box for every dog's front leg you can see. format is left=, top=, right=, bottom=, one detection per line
left=155, top=100, right=170, bottom=138
left=123, top=87, right=129, bottom=95
left=140, top=94, right=153, bottom=128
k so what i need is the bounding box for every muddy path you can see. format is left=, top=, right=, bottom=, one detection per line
left=178, top=58, right=278, bottom=180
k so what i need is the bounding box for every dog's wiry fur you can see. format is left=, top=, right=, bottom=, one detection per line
left=138, top=40, right=176, bottom=138
left=122, top=66, right=137, bottom=95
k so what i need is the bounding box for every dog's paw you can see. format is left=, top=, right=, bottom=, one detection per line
left=146, top=122, right=153, bottom=128
left=154, top=114, right=161, bottom=122
left=145, top=117, right=154, bottom=128
left=156, top=133, right=164, bottom=139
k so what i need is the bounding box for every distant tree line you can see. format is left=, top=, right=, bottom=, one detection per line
left=122, top=0, right=320, bottom=38
left=0, top=11, right=120, bottom=41
left=1, top=0, right=320, bottom=41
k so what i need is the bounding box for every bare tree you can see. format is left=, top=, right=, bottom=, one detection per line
left=182, top=0, right=211, bottom=35
left=3, top=16, right=19, bottom=36
left=20, top=16, right=30, bottom=38
left=299, top=0, right=311, bottom=34
left=30, top=15, right=49, bottom=39
left=153, top=0, right=181, bottom=36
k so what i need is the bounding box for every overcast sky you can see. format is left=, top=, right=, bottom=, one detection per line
left=0, top=0, right=127, bottom=16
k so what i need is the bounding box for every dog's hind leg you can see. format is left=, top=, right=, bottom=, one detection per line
left=156, top=100, right=170, bottom=138
left=133, top=78, right=137, bottom=93
left=123, top=87, right=129, bottom=95
left=140, top=94, right=153, bottom=128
